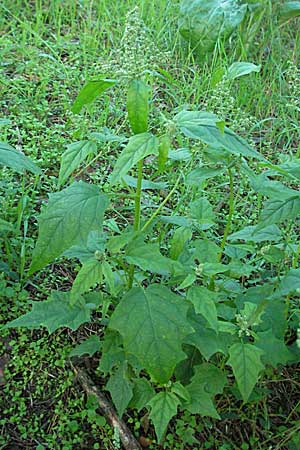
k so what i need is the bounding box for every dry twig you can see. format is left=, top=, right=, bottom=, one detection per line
left=73, top=365, right=142, bottom=450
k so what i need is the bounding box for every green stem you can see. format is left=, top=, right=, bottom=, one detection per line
left=141, top=173, right=182, bottom=233
left=128, top=160, right=143, bottom=289
left=209, top=168, right=234, bottom=290
left=133, top=160, right=144, bottom=232
left=218, top=167, right=234, bottom=261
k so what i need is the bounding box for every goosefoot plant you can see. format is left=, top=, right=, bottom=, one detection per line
left=6, top=79, right=300, bottom=444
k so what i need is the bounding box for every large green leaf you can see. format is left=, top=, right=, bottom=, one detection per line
left=106, top=362, right=133, bottom=417
left=175, top=110, right=264, bottom=160
left=237, top=286, right=286, bottom=339
left=185, top=312, right=233, bottom=360
left=189, top=198, right=216, bottom=230
left=277, top=157, right=300, bottom=180
left=71, top=258, right=103, bottom=297
left=179, top=0, right=247, bottom=56
left=71, top=78, right=117, bottom=114
left=148, top=392, right=180, bottom=443
left=228, top=224, right=281, bottom=243
left=185, top=384, right=220, bottom=419
left=249, top=173, right=298, bottom=200
left=279, top=1, right=300, bottom=22
left=184, top=364, right=224, bottom=418
left=190, top=363, right=227, bottom=395
left=126, top=79, right=149, bottom=134
left=198, top=262, right=228, bottom=277
left=193, top=239, right=220, bottom=263
left=122, top=175, right=167, bottom=190
left=109, top=133, right=158, bottom=184
left=187, top=286, right=218, bottom=332
left=158, top=134, right=170, bottom=172
left=0, top=142, right=41, bottom=174
left=59, top=140, right=97, bottom=185
left=29, top=182, right=109, bottom=274
left=175, top=345, right=202, bottom=384
left=63, top=231, right=107, bottom=263
left=275, top=268, right=300, bottom=296
left=186, top=166, right=225, bottom=186
left=170, top=227, right=192, bottom=260
left=227, top=343, right=264, bottom=402
left=257, top=197, right=300, bottom=229
left=186, top=328, right=233, bottom=360
left=70, top=335, right=101, bottom=357
left=101, top=260, right=117, bottom=296
left=255, top=330, right=293, bottom=368
left=129, top=378, right=156, bottom=412
left=107, top=230, right=137, bottom=254
left=5, top=291, right=91, bottom=333
left=125, top=241, right=181, bottom=276
left=171, top=381, right=191, bottom=402
left=98, top=331, right=125, bottom=374
left=226, top=62, right=261, bottom=80
left=109, top=285, right=193, bottom=383
left=175, top=110, right=219, bottom=131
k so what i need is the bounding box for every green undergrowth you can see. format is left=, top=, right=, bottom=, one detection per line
left=1, top=1, right=300, bottom=449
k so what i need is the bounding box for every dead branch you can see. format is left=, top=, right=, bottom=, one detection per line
left=73, top=365, right=142, bottom=450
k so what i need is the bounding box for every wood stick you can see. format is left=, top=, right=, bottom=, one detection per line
left=73, top=366, right=142, bottom=450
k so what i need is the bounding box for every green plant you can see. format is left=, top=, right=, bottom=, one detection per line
left=0, top=122, right=41, bottom=280
left=179, top=0, right=248, bottom=57
left=178, top=0, right=300, bottom=59
left=4, top=8, right=300, bottom=448
left=5, top=60, right=300, bottom=446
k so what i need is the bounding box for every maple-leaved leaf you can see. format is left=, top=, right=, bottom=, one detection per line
left=185, top=384, right=220, bottom=419
left=70, top=335, right=101, bottom=357
left=227, top=342, right=264, bottom=402
left=71, top=258, right=103, bottom=297
left=109, top=285, right=193, bottom=383
left=255, top=330, right=293, bottom=368
left=187, top=286, right=218, bottom=332
left=148, top=391, right=180, bottom=443
left=106, top=362, right=133, bottom=417
left=29, top=181, right=109, bottom=274
left=5, top=291, right=91, bottom=333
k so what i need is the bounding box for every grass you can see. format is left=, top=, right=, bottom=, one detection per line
left=1, top=0, right=300, bottom=449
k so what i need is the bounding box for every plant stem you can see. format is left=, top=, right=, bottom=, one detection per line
left=133, top=160, right=144, bottom=232
left=128, top=160, right=143, bottom=288
left=218, top=167, right=234, bottom=261
left=209, top=168, right=234, bottom=290
left=141, top=172, right=182, bottom=233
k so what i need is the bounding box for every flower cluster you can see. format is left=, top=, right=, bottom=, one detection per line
left=101, top=7, right=169, bottom=82
left=205, top=77, right=256, bottom=136
left=285, top=61, right=300, bottom=112
left=236, top=313, right=252, bottom=338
